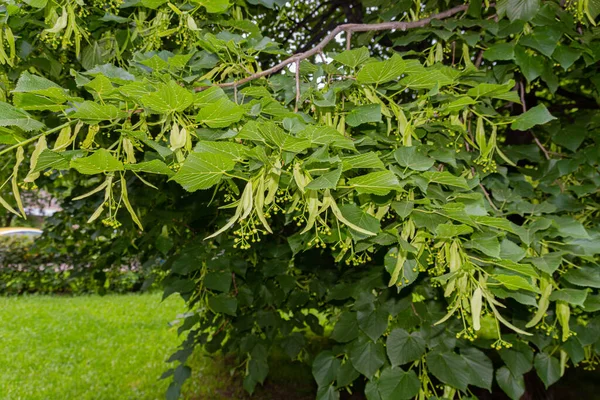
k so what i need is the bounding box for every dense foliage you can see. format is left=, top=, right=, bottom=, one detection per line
left=0, top=234, right=151, bottom=294
left=1, top=0, right=600, bottom=399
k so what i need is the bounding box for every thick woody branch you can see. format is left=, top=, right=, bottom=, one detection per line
left=195, top=4, right=469, bottom=92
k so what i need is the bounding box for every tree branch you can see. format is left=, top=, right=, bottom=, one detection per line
left=294, top=59, right=301, bottom=112
left=195, top=4, right=469, bottom=92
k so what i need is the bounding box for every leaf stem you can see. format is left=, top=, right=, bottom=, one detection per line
left=0, top=121, right=73, bottom=157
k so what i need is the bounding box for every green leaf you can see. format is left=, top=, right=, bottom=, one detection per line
left=165, top=383, right=180, bottom=400
left=239, top=121, right=310, bottom=153
left=394, top=147, right=434, bottom=171
left=348, top=170, right=400, bottom=196
left=583, top=295, right=600, bottom=312
left=13, top=93, right=67, bottom=112
left=386, top=328, right=426, bottom=367
left=426, top=351, right=470, bottom=391
left=563, top=266, right=600, bottom=289
left=204, top=271, right=232, bottom=292
left=527, top=253, right=562, bottom=274
left=32, top=150, right=70, bottom=172
left=143, top=81, right=194, bottom=114
left=552, top=216, right=590, bottom=239
left=445, top=96, right=477, bottom=112
left=141, top=0, right=168, bottom=8
left=364, top=381, right=381, bottom=400
left=435, top=223, right=474, bottom=238
left=23, top=0, right=47, bottom=8
left=496, top=259, right=538, bottom=279
left=338, top=204, right=380, bottom=240
left=119, top=81, right=152, bottom=102
left=0, top=102, right=45, bottom=131
left=13, top=71, right=67, bottom=100
left=499, top=239, right=526, bottom=262
left=71, top=101, right=127, bottom=122
left=341, top=153, right=385, bottom=171
left=207, top=293, right=237, bottom=315
left=411, top=210, right=448, bottom=233
left=312, top=351, right=340, bottom=387
left=346, top=104, right=382, bottom=127
left=400, top=68, right=456, bottom=89
left=422, top=171, right=469, bottom=189
left=377, top=367, right=420, bottom=400
left=192, top=0, right=231, bottom=13
left=467, top=80, right=515, bottom=99
left=550, top=289, right=588, bottom=307
left=194, top=141, right=247, bottom=162
left=511, top=104, right=556, bottom=131
left=298, top=125, right=355, bottom=150
left=391, top=201, right=413, bottom=219
left=506, top=0, right=540, bottom=21
left=124, top=160, right=174, bottom=176
left=499, top=344, right=533, bottom=375
left=331, top=312, right=359, bottom=343
left=194, top=86, right=227, bottom=107
left=474, top=216, right=517, bottom=233
left=496, top=366, right=526, bottom=400
left=534, top=353, right=561, bottom=388
left=553, top=45, right=582, bottom=70
left=587, top=0, right=600, bottom=20
left=357, top=306, right=388, bottom=342
left=84, top=75, right=114, bottom=95
left=384, top=249, right=419, bottom=289
left=171, top=152, right=236, bottom=191
left=70, top=149, right=124, bottom=174
left=307, top=168, right=342, bottom=190
left=460, top=347, right=494, bottom=391
left=356, top=55, right=408, bottom=84
left=349, top=340, right=386, bottom=378
left=514, top=45, right=544, bottom=82
left=281, top=332, right=305, bottom=359
left=333, top=47, right=370, bottom=69
left=494, top=274, right=540, bottom=293
left=316, top=385, right=339, bottom=400
left=520, top=27, right=562, bottom=58
left=483, top=43, right=515, bottom=61
left=139, top=55, right=169, bottom=71
left=335, top=362, right=359, bottom=390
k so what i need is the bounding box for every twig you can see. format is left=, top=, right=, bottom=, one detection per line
left=411, top=302, right=421, bottom=318
left=451, top=41, right=456, bottom=65
left=318, top=51, right=327, bottom=64
left=466, top=117, right=472, bottom=152
left=479, top=183, right=499, bottom=212
left=0, top=121, right=73, bottom=157
left=195, top=4, right=469, bottom=92
left=474, top=48, right=484, bottom=68
left=232, top=272, right=238, bottom=295
left=520, top=81, right=550, bottom=160
left=294, top=59, right=301, bottom=112
left=534, top=135, right=551, bottom=160
left=519, top=81, right=527, bottom=113
left=346, top=30, right=352, bottom=50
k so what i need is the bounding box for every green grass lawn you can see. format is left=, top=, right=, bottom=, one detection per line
left=0, top=293, right=185, bottom=400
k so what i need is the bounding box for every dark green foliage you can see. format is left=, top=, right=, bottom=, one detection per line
left=0, top=0, right=599, bottom=399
